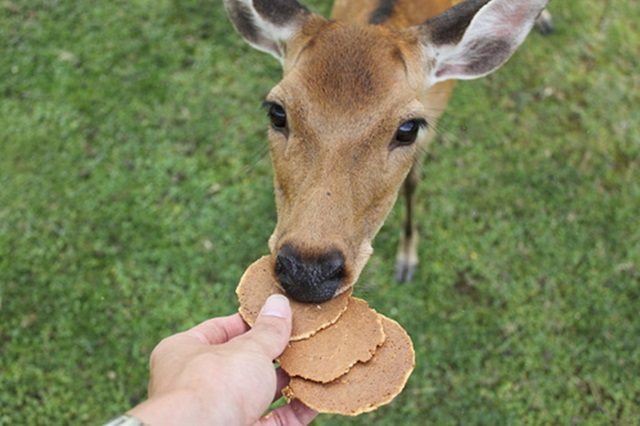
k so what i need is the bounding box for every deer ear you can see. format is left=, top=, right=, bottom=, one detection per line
left=224, top=0, right=312, bottom=62
left=419, top=0, right=549, bottom=84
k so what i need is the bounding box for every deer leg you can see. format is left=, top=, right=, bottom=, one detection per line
left=395, top=161, right=421, bottom=283
left=394, top=79, right=454, bottom=282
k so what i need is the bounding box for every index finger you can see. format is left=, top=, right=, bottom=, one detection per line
left=184, top=313, right=250, bottom=345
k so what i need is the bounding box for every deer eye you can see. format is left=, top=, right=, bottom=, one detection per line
left=265, top=102, right=287, bottom=130
left=393, top=119, right=427, bottom=147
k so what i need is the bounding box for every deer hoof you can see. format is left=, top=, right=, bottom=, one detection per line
left=535, top=9, right=554, bottom=35
left=394, top=260, right=417, bottom=283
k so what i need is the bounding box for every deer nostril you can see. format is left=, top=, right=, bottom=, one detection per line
left=324, top=257, right=346, bottom=280
left=275, top=243, right=346, bottom=304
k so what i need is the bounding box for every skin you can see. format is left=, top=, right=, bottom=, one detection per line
left=127, top=295, right=317, bottom=426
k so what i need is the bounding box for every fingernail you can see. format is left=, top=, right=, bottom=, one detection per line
left=260, top=294, right=291, bottom=319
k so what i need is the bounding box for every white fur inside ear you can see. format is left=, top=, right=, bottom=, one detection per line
left=251, top=16, right=301, bottom=60
left=429, top=0, right=548, bottom=83
left=225, top=0, right=307, bottom=62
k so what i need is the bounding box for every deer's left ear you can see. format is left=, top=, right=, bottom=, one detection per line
left=224, top=0, right=313, bottom=62
left=418, top=0, right=549, bottom=84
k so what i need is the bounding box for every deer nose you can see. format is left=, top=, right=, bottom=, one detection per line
left=275, top=243, right=346, bottom=303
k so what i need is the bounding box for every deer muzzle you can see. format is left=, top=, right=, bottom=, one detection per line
left=275, top=243, right=347, bottom=303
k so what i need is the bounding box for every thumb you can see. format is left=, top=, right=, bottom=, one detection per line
left=243, top=294, right=292, bottom=359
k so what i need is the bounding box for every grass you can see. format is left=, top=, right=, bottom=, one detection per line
left=1, top=0, right=638, bottom=424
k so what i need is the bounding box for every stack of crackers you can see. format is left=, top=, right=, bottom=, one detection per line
left=237, top=256, right=415, bottom=416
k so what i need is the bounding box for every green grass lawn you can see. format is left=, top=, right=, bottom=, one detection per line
left=1, top=0, right=638, bottom=424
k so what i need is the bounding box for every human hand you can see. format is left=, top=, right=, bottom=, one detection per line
left=128, top=294, right=317, bottom=425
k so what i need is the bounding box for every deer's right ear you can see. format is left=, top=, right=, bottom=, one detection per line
left=224, top=0, right=312, bottom=62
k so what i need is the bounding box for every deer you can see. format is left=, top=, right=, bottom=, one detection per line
left=223, top=0, right=551, bottom=304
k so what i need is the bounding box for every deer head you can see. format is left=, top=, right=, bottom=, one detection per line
left=224, top=0, right=548, bottom=303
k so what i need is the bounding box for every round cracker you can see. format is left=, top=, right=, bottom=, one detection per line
left=282, top=315, right=415, bottom=415
left=236, top=255, right=352, bottom=341
left=278, top=297, right=385, bottom=383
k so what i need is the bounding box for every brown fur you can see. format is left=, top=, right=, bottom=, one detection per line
left=265, top=0, right=462, bottom=289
